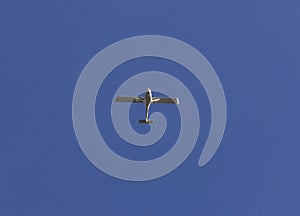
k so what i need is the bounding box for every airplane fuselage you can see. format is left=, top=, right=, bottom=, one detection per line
left=144, top=88, right=152, bottom=121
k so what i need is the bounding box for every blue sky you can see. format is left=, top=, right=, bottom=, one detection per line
left=1, top=0, right=300, bottom=215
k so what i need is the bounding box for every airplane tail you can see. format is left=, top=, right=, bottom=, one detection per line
left=139, top=119, right=154, bottom=124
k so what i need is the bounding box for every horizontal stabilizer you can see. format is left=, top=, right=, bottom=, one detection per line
left=139, top=119, right=154, bottom=124
left=115, top=96, right=144, bottom=103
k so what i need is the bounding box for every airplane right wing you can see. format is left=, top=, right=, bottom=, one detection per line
left=115, top=96, right=144, bottom=103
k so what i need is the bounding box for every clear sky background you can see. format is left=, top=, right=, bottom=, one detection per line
left=1, top=0, right=300, bottom=215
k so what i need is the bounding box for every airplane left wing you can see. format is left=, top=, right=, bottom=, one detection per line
left=152, top=97, right=179, bottom=104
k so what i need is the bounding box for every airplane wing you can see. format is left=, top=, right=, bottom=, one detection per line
left=115, top=96, right=144, bottom=103
left=152, top=97, right=179, bottom=104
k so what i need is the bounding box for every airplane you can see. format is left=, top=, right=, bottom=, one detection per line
left=115, top=88, right=179, bottom=124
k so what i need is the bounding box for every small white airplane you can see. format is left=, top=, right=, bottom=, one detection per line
left=115, top=88, right=179, bottom=124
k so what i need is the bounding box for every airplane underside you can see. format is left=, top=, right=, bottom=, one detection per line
left=115, top=88, right=179, bottom=124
